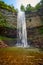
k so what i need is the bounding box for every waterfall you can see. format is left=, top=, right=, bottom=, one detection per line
left=17, top=11, right=27, bottom=47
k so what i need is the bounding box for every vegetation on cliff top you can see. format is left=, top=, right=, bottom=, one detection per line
left=20, top=0, right=43, bottom=12
left=20, top=0, right=43, bottom=35
left=0, top=1, right=18, bottom=13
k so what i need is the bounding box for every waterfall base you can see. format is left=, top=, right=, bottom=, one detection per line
left=16, top=43, right=30, bottom=48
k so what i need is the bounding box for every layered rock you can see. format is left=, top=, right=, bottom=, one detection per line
left=0, top=40, right=8, bottom=48
left=0, top=26, right=17, bottom=38
left=25, top=11, right=43, bottom=48
left=25, top=11, right=43, bottom=28
left=0, top=8, right=17, bottom=28
left=0, top=8, right=17, bottom=47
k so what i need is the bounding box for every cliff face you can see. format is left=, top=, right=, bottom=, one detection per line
left=0, top=7, right=43, bottom=47
left=27, top=26, right=43, bottom=48
left=0, top=26, right=17, bottom=38
left=0, top=8, right=17, bottom=47
left=0, top=40, right=8, bottom=48
left=25, top=12, right=43, bottom=48
left=25, top=12, right=43, bottom=28
left=0, top=8, right=17, bottom=38
left=0, top=8, right=17, bottom=28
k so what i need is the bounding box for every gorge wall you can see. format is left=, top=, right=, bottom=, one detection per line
left=0, top=7, right=43, bottom=47
left=0, top=8, right=17, bottom=47
left=25, top=12, right=43, bottom=47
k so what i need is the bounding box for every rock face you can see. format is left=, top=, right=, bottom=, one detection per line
left=27, top=26, right=43, bottom=48
left=0, top=40, right=8, bottom=48
left=3, top=40, right=17, bottom=46
left=0, top=7, right=43, bottom=48
left=25, top=11, right=43, bottom=48
left=25, top=11, right=43, bottom=28
left=0, top=8, right=17, bottom=28
left=0, top=8, right=17, bottom=47
left=0, top=8, right=17, bottom=38
left=0, top=26, right=17, bottom=38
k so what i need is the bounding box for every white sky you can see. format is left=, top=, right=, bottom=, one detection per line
left=16, top=0, right=40, bottom=10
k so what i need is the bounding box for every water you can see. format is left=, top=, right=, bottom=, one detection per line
left=17, top=11, right=28, bottom=47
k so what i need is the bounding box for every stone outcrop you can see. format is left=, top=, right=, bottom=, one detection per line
left=25, top=11, right=43, bottom=48
left=25, top=11, right=43, bottom=28
left=0, top=40, right=8, bottom=48
left=27, top=26, right=43, bottom=48
left=0, top=26, right=17, bottom=38
left=0, top=8, right=17, bottom=47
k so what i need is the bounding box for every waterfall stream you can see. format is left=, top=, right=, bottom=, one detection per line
left=17, top=11, right=28, bottom=47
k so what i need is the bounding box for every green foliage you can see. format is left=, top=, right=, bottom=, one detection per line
left=20, top=0, right=43, bottom=12
left=26, top=4, right=32, bottom=12
left=35, top=0, right=43, bottom=11
left=35, top=3, right=41, bottom=10
left=0, top=12, right=7, bottom=26
left=20, top=4, right=25, bottom=11
left=0, top=1, right=17, bottom=29
left=0, top=1, right=17, bottom=13
left=20, top=4, right=35, bottom=12
left=41, top=0, right=43, bottom=6
left=0, top=12, right=17, bottom=29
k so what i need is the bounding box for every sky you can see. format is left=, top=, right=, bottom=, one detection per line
left=3, top=0, right=41, bottom=10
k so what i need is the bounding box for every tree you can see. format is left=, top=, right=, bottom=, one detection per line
left=20, top=4, right=25, bottom=11
left=26, top=4, right=32, bottom=12
left=35, top=0, right=43, bottom=11
left=41, top=0, right=43, bottom=6
left=35, top=3, right=41, bottom=10
left=0, top=1, right=18, bottom=13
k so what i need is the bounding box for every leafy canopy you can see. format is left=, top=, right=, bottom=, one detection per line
left=20, top=4, right=25, bottom=12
